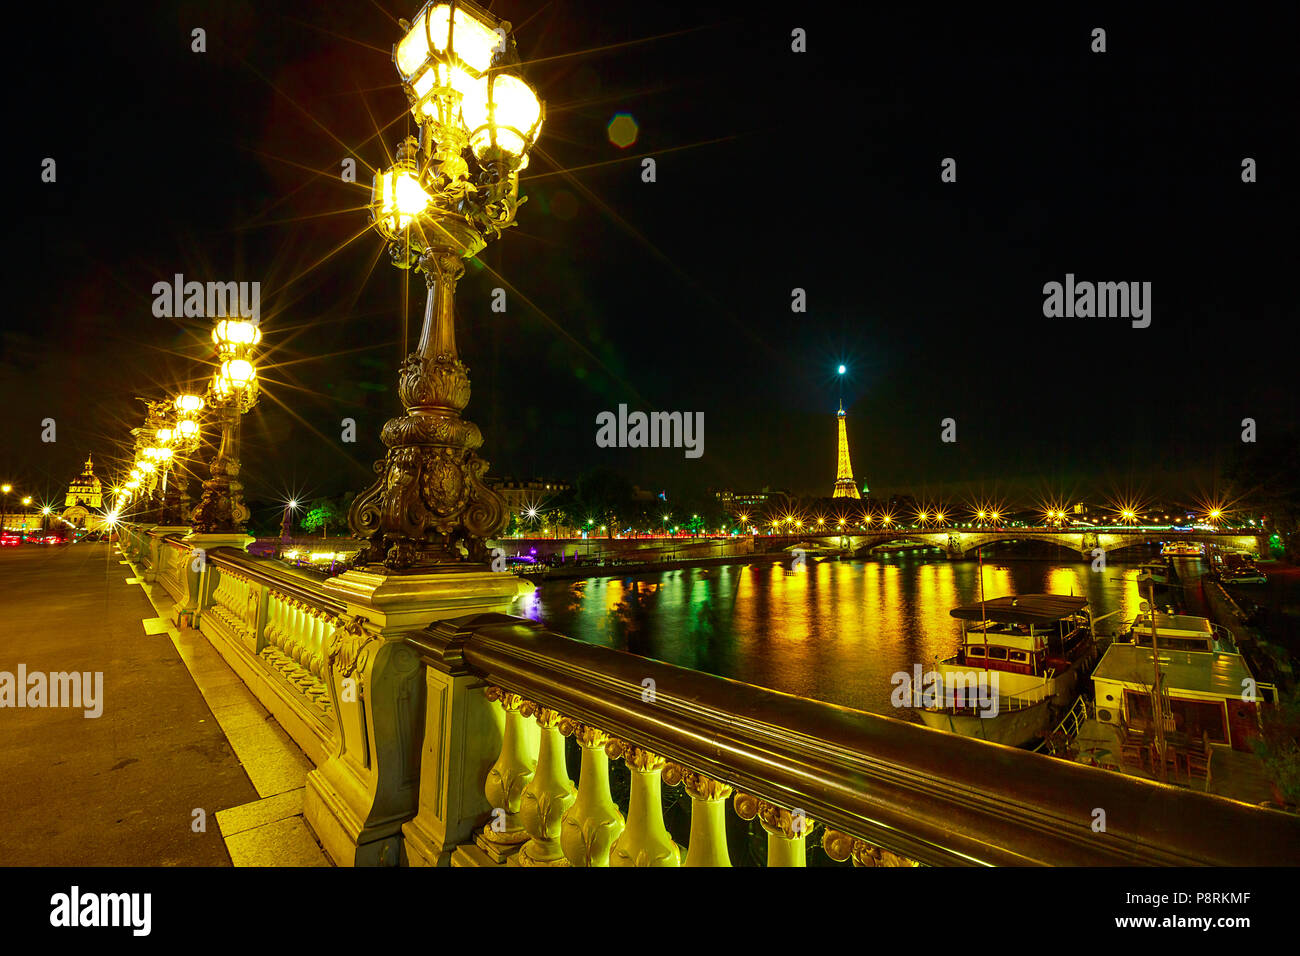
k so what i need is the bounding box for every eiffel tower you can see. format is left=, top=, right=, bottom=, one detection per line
left=832, top=402, right=861, bottom=499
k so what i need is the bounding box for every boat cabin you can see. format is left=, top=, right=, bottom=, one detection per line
left=1092, top=642, right=1271, bottom=751
left=1127, top=612, right=1236, bottom=653
left=949, top=594, right=1091, bottom=679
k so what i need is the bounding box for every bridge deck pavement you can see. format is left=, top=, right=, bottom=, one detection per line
left=0, top=541, right=325, bottom=865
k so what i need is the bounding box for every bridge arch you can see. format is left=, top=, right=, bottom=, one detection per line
left=960, top=533, right=1086, bottom=559
left=857, top=536, right=944, bottom=555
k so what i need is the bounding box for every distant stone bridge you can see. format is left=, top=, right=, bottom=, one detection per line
left=767, top=528, right=1266, bottom=560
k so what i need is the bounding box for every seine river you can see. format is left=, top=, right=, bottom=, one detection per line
left=516, top=551, right=1203, bottom=718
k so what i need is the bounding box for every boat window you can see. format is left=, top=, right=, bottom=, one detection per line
left=987, top=647, right=1008, bottom=660
left=1133, top=634, right=1210, bottom=652
left=966, top=645, right=985, bottom=657
left=1008, top=650, right=1028, bottom=662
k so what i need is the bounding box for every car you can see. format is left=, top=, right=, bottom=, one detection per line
left=40, top=534, right=67, bottom=546
left=1221, top=569, right=1267, bottom=585
left=0, top=532, right=22, bottom=547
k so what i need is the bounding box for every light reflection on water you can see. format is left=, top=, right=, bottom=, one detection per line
left=516, top=554, right=1168, bottom=717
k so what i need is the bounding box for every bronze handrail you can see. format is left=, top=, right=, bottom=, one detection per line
left=202, top=546, right=347, bottom=616
left=409, top=612, right=1300, bottom=867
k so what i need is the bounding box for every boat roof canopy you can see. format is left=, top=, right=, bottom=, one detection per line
left=950, top=594, right=1089, bottom=625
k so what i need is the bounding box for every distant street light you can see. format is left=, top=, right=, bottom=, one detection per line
left=278, top=498, right=301, bottom=559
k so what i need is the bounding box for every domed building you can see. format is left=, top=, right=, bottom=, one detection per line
left=62, top=453, right=103, bottom=528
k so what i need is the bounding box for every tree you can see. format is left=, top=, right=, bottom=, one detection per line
left=301, top=498, right=346, bottom=538
left=575, top=469, right=635, bottom=538
left=1253, top=686, right=1300, bottom=806
left=1228, top=424, right=1300, bottom=560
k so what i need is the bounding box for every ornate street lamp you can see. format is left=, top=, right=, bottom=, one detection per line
left=348, top=0, right=543, bottom=571
left=126, top=397, right=176, bottom=524
left=191, top=319, right=260, bottom=533
left=156, top=392, right=205, bottom=525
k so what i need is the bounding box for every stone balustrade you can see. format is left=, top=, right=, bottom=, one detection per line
left=406, top=613, right=1300, bottom=868
left=127, top=525, right=342, bottom=765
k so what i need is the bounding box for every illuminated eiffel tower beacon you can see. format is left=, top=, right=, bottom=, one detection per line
left=832, top=402, right=862, bottom=499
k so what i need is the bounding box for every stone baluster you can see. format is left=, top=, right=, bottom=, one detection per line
left=559, top=722, right=624, bottom=866
left=516, top=702, right=576, bottom=866
left=266, top=595, right=281, bottom=647
left=822, top=830, right=919, bottom=867
left=297, top=602, right=312, bottom=658
left=734, top=793, right=813, bottom=867
left=308, top=612, right=326, bottom=676
left=607, top=741, right=680, bottom=867
left=285, top=599, right=301, bottom=660
left=664, top=764, right=732, bottom=867
left=475, top=687, right=536, bottom=863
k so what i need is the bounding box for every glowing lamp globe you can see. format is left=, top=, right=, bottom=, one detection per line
left=217, top=359, right=256, bottom=394
left=395, top=2, right=501, bottom=82
left=465, top=73, right=543, bottom=161
left=372, top=163, right=432, bottom=237
left=213, top=319, right=261, bottom=352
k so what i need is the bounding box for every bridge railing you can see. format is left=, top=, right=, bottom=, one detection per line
left=196, top=547, right=342, bottom=764
left=399, top=613, right=1300, bottom=867
left=124, top=524, right=341, bottom=765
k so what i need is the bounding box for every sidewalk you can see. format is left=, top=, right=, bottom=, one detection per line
left=0, top=541, right=324, bottom=865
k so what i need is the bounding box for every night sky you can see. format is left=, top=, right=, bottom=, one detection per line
left=3, top=3, right=1295, bottom=517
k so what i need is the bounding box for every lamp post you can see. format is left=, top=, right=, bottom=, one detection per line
left=346, top=0, right=543, bottom=572
left=303, top=4, right=547, bottom=868
left=130, top=434, right=160, bottom=524
left=160, top=393, right=205, bottom=526
left=1, top=483, right=11, bottom=533
left=132, top=398, right=181, bottom=526
left=191, top=318, right=260, bottom=534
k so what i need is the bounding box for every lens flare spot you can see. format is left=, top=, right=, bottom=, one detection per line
left=607, top=113, right=639, bottom=149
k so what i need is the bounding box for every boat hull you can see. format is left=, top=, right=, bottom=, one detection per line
left=918, top=698, right=1051, bottom=747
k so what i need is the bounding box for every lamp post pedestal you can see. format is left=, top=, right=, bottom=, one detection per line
left=304, top=566, right=530, bottom=867
left=141, top=524, right=194, bottom=584
left=159, top=469, right=190, bottom=527
left=191, top=406, right=251, bottom=535
left=172, top=531, right=254, bottom=628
